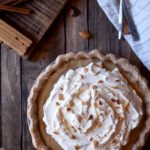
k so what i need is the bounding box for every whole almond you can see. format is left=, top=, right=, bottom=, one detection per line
left=79, top=31, right=92, bottom=39
left=69, top=7, right=80, bottom=17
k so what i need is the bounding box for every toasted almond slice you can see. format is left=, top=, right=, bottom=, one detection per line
left=80, top=74, right=84, bottom=79
left=53, top=131, right=59, bottom=134
left=94, top=71, right=100, bottom=75
left=56, top=102, right=60, bottom=106
left=71, top=135, right=76, bottom=139
left=84, top=67, right=89, bottom=72
left=98, top=80, right=103, bottom=83
left=74, top=145, right=79, bottom=150
left=94, top=63, right=101, bottom=68
left=88, top=114, right=94, bottom=120
left=67, top=107, right=71, bottom=111
left=58, top=94, right=64, bottom=100
left=92, top=140, right=99, bottom=148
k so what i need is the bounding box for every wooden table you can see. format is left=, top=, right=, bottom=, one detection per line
left=0, top=0, right=150, bottom=149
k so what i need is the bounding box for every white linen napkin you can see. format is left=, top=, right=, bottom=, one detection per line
left=97, top=0, right=150, bottom=71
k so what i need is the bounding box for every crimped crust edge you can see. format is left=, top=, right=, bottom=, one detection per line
left=27, top=49, right=150, bottom=150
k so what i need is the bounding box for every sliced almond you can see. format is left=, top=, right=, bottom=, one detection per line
left=94, top=63, right=101, bottom=68
left=74, top=145, right=79, bottom=150
left=92, top=85, right=97, bottom=89
left=71, top=126, right=77, bottom=132
left=69, top=7, right=80, bottom=17
left=98, top=80, right=103, bottom=83
left=77, top=115, right=82, bottom=123
left=67, top=107, right=71, bottom=111
left=88, top=114, right=93, bottom=120
left=94, top=71, right=100, bottom=75
left=92, top=140, right=99, bottom=148
left=125, top=103, right=130, bottom=112
left=56, top=102, right=60, bottom=106
left=111, top=98, right=116, bottom=102
left=60, top=87, right=63, bottom=90
left=99, top=101, right=102, bottom=105
left=84, top=67, right=89, bottom=72
left=53, top=131, right=59, bottom=134
left=78, top=127, right=81, bottom=130
left=80, top=74, right=84, bottom=79
left=58, top=94, right=64, bottom=100
left=71, top=135, right=76, bottom=139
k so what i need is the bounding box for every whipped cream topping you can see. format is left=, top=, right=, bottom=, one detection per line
left=43, top=62, right=143, bottom=150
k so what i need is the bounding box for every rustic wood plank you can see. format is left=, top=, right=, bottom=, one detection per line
left=21, top=13, right=65, bottom=150
left=1, top=44, right=21, bottom=150
left=0, top=43, right=2, bottom=148
left=0, top=0, right=149, bottom=149
left=1, top=0, right=67, bottom=49
left=66, top=0, right=88, bottom=52
left=88, top=0, right=117, bottom=54
left=0, top=19, right=32, bottom=56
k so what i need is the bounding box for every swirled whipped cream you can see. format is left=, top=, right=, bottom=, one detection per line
left=43, top=62, right=143, bottom=150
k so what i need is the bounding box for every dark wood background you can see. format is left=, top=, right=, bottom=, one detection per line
left=0, top=0, right=150, bottom=149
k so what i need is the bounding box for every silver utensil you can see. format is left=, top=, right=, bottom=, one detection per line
left=118, top=0, right=123, bottom=39
left=122, top=0, right=139, bottom=41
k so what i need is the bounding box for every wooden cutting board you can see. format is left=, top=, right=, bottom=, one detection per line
left=0, top=0, right=67, bottom=57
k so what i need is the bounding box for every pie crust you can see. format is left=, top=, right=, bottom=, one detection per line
left=27, top=49, right=150, bottom=150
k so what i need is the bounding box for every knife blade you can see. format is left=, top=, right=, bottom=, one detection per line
left=122, top=0, right=139, bottom=41
left=118, top=0, right=123, bottom=39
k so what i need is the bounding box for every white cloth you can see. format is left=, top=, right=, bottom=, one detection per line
left=97, top=0, right=150, bottom=71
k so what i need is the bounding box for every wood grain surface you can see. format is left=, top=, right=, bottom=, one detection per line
left=0, top=0, right=67, bottom=56
left=0, top=0, right=150, bottom=149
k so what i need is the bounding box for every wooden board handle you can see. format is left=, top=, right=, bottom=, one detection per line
left=0, top=19, right=32, bottom=56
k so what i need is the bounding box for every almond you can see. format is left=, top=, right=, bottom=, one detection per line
left=67, top=107, right=71, bottom=111
left=79, top=31, right=92, bottom=39
left=98, top=80, right=103, bottom=83
left=58, top=94, right=64, bottom=100
left=71, top=135, right=76, bottom=139
left=53, top=131, right=59, bottom=134
left=69, top=7, right=80, bottom=17
left=74, top=145, right=79, bottom=150
left=56, top=102, right=60, bottom=106
left=84, top=67, right=89, bottom=72
left=77, top=115, right=82, bottom=123
left=80, top=74, right=84, bottom=79
left=88, top=114, right=93, bottom=120
left=92, top=140, right=99, bottom=148
left=111, top=98, right=116, bottom=102
left=99, top=101, right=102, bottom=105
left=94, top=71, right=100, bottom=75
left=94, top=63, right=101, bottom=68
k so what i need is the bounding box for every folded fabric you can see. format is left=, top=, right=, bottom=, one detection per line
left=97, top=0, right=150, bottom=71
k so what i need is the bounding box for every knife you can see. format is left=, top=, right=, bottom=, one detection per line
left=122, top=0, right=139, bottom=41
left=118, top=0, right=123, bottom=39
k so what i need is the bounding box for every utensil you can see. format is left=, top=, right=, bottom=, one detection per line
left=122, top=0, right=139, bottom=41
left=118, top=0, right=123, bottom=39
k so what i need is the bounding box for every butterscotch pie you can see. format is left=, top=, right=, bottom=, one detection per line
left=27, top=50, right=150, bottom=150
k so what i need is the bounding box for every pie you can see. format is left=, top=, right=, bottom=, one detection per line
left=27, top=50, right=150, bottom=150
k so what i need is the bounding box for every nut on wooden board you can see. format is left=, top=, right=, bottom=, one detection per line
left=69, top=6, right=80, bottom=17
left=79, top=31, right=92, bottom=39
